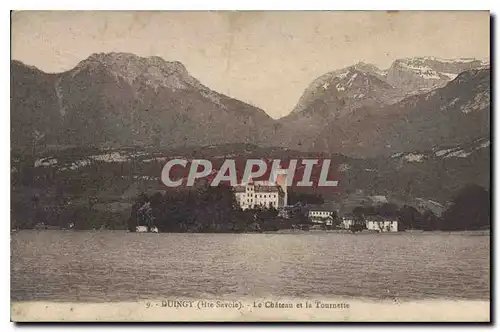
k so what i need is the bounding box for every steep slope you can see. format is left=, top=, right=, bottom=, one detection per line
left=313, top=67, right=490, bottom=157
left=274, top=65, right=405, bottom=150
left=11, top=53, right=276, bottom=152
left=287, top=57, right=488, bottom=119
left=291, top=63, right=403, bottom=116
left=385, top=56, right=488, bottom=94
left=334, top=136, right=490, bottom=203
left=11, top=61, right=61, bottom=152
left=275, top=56, right=489, bottom=152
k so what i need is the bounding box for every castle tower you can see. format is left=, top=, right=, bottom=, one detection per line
left=275, top=169, right=289, bottom=207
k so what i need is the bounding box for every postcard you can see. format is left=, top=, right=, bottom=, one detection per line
left=10, top=10, right=490, bottom=322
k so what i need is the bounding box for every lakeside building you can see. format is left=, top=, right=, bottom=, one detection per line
left=340, top=213, right=398, bottom=232
left=341, top=214, right=356, bottom=229
left=307, top=202, right=339, bottom=224
left=308, top=209, right=336, bottom=226
left=136, top=225, right=159, bottom=233
left=234, top=170, right=289, bottom=210
left=234, top=181, right=286, bottom=210
left=365, top=216, right=398, bottom=232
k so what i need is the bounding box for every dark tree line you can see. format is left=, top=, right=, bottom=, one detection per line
left=441, top=184, right=490, bottom=231
left=13, top=181, right=489, bottom=232
left=288, top=191, right=325, bottom=205
left=11, top=194, right=129, bottom=231
left=127, top=184, right=297, bottom=233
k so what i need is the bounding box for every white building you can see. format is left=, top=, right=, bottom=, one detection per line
left=234, top=170, right=289, bottom=210
left=341, top=214, right=356, bottom=229
left=308, top=210, right=336, bottom=225
left=234, top=181, right=285, bottom=210
left=135, top=225, right=159, bottom=233
left=136, top=225, right=148, bottom=232
left=366, top=216, right=398, bottom=232
left=341, top=214, right=398, bottom=232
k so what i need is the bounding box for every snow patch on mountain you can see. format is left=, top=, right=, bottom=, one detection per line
left=403, top=153, right=425, bottom=162
left=337, top=71, right=350, bottom=79
left=460, top=91, right=489, bottom=114
left=346, top=73, right=358, bottom=87
left=445, top=149, right=471, bottom=158
left=199, top=90, right=227, bottom=110
left=421, top=56, right=478, bottom=64
left=435, top=148, right=458, bottom=157
left=60, top=159, right=91, bottom=171
left=54, top=77, right=66, bottom=117
left=142, top=156, right=169, bottom=163
left=434, top=138, right=489, bottom=159
left=441, top=73, right=458, bottom=80
left=90, top=152, right=130, bottom=163
left=398, top=62, right=441, bottom=80
left=391, top=152, right=404, bottom=158
left=478, top=140, right=490, bottom=149
left=34, top=158, right=58, bottom=167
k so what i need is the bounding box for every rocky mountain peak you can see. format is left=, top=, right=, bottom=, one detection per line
left=351, top=62, right=387, bottom=79
left=73, top=52, right=194, bottom=90
left=86, top=52, right=188, bottom=73
left=290, top=64, right=401, bottom=116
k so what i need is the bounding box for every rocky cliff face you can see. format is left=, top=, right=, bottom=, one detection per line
left=385, top=56, right=488, bottom=94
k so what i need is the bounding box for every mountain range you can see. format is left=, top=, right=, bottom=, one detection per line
left=311, top=66, right=490, bottom=157
left=11, top=53, right=490, bottom=159
left=275, top=57, right=489, bottom=156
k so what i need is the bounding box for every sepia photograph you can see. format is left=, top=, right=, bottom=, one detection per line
left=9, top=10, right=491, bottom=322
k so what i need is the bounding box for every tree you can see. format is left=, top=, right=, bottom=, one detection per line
left=351, top=206, right=367, bottom=233
left=133, top=199, right=156, bottom=231
left=441, top=184, right=490, bottom=231
left=127, top=206, right=138, bottom=232
left=421, top=209, right=440, bottom=231
left=288, top=191, right=324, bottom=205
left=128, top=192, right=150, bottom=232
left=330, top=211, right=342, bottom=228
left=376, top=203, right=399, bottom=218
left=398, top=205, right=422, bottom=230
left=149, top=192, right=165, bottom=231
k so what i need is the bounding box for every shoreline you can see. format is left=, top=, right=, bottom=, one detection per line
left=11, top=229, right=491, bottom=235
left=11, top=298, right=490, bottom=322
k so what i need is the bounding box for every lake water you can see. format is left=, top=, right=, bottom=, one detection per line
left=11, top=231, right=490, bottom=302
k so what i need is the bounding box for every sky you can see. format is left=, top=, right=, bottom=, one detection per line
left=11, top=11, right=490, bottom=118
